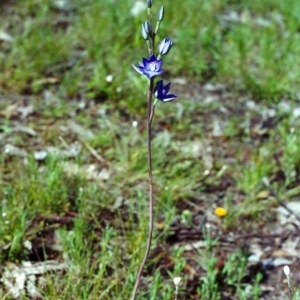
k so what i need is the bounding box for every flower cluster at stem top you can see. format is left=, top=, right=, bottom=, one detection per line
left=132, top=2, right=177, bottom=103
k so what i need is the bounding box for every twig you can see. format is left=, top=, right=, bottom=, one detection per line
left=58, top=135, right=70, bottom=149
left=81, top=140, right=105, bottom=162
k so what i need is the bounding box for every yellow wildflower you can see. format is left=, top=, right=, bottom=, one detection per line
left=215, top=207, right=227, bottom=217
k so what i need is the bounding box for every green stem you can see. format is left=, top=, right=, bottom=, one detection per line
left=130, top=78, right=155, bottom=300
left=131, top=18, right=157, bottom=300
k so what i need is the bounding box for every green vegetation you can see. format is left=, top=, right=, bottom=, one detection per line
left=1, top=0, right=300, bottom=299
left=2, top=0, right=300, bottom=100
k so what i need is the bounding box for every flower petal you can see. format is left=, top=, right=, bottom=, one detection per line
left=148, top=54, right=157, bottom=62
left=144, top=68, right=164, bottom=79
left=142, top=56, right=150, bottom=66
left=154, top=80, right=163, bottom=93
left=160, top=94, right=177, bottom=102
left=132, top=64, right=144, bottom=75
left=164, top=82, right=171, bottom=94
left=155, top=60, right=162, bottom=71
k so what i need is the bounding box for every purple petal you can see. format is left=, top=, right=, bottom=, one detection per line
left=155, top=60, right=162, bottom=70
left=161, top=94, right=177, bottom=102
left=148, top=54, right=157, bottom=62
left=155, top=80, right=163, bottom=91
left=143, top=68, right=164, bottom=79
left=142, top=56, right=150, bottom=66
left=164, top=82, right=171, bottom=94
left=132, top=64, right=145, bottom=75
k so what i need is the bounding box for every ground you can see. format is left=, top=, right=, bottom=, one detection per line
left=1, top=81, right=300, bottom=299
left=1, top=0, right=300, bottom=299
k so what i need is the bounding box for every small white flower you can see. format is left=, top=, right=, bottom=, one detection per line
left=23, top=240, right=32, bottom=251
left=105, top=75, right=113, bottom=83
left=130, top=1, right=146, bottom=16
left=203, top=169, right=210, bottom=176
left=173, top=277, right=181, bottom=286
left=283, top=265, right=290, bottom=277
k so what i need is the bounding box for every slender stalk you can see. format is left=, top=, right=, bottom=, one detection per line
left=175, top=291, right=178, bottom=300
left=130, top=78, right=155, bottom=300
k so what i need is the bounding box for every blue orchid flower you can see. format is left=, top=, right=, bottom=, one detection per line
left=132, top=54, right=163, bottom=79
left=154, top=80, right=177, bottom=102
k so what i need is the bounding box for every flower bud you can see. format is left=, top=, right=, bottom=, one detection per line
left=173, top=277, right=181, bottom=287
left=141, top=23, right=149, bottom=40
left=157, top=6, right=164, bottom=22
left=283, top=265, right=290, bottom=277
left=146, top=0, right=152, bottom=8
left=158, top=37, right=173, bottom=55
left=144, top=20, right=152, bottom=35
